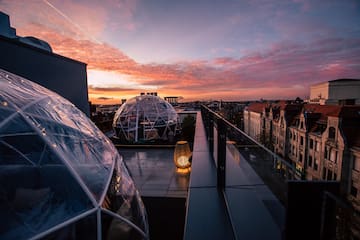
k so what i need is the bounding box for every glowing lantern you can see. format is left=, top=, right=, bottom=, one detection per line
left=174, top=141, right=192, bottom=169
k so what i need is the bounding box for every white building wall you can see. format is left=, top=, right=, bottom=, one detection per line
left=310, top=82, right=329, bottom=104
left=249, top=111, right=262, bottom=140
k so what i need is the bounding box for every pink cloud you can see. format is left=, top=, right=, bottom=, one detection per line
left=12, top=19, right=360, bottom=101
left=1, top=0, right=359, bottom=102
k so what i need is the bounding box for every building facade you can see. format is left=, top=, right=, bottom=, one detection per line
left=245, top=101, right=360, bottom=219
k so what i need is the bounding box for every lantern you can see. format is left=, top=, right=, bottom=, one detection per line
left=174, top=141, right=192, bottom=169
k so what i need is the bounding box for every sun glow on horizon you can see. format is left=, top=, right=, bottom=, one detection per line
left=88, top=69, right=157, bottom=90
left=88, top=69, right=161, bottom=104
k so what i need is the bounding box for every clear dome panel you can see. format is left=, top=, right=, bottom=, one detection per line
left=0, top=76, right=47, bottom=111
left=32, top=117, right=114, bottom=201
left=0, top=74, right=114, bottom=202
left=101, top=155, right=149, bottom=237
left=101, top=211, right=145, bottom=240
left=0, top=140, right=34, bottom=165
left=0, top=104, right=15, bottom=123
left=39, top=212, right=98, bottom=240
left=0, top=114, right=36, bottom=136
left=0, top=68, right=148, bottom=239
left=0, top=164, right=94, bottom=240
left=24, top=97, right=103, bottom=139
left=1, top=133, right=46, bottom=165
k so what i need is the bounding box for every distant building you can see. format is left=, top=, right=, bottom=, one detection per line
left=95, top=104, right=121, bottom=114
left=140, top=92, right=158, bottom=96
left=309, top=79, right=360, bottom=105
left=164, top=96, right=179, bottom=106
left=0, top=11, right=90, bottom=116
left=272, top=102, right=303, bottom=158
left=243, top=102, right=268, bottom=141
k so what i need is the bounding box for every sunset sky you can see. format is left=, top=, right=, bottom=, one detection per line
left=1, top=0, right=360, bottom=103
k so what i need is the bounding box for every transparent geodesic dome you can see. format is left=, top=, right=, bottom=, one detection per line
left=113, top=95, right=179, bottom=143
left=0, top=69, right=148, bottom=240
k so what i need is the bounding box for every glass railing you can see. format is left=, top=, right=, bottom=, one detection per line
left=320, top=191, right=360, bottom=240
left=201, top=105, right=301, bottom=205
left=200, top=105, right=359, bottom=240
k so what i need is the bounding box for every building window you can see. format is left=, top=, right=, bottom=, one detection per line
left=314, top=158, right=318, bottom=171
left=330, top=150, right=337, bottom=163
left=328, top=127, right=336, bottom=140
left=300, top=121, right=304, bottom=129
left=300, top=136, right=304, bottom=146
left=316, top=141, right=320, bottom=151
left=327, top=169, right=333, bottom=180
left=354, top=156, right=360, bottom=172
left=322, top=168, right=326, bottom=180
left=309, top=139, right=313, bottom=149
left=325, top=147, right=328, bottom=160
left=333, top=173, right=337, bottom=180
left=299, top=153, right=303, bottom=163
left=351, top=183, right=358, bottom=198
left=308, top=156, right=313, bottom=168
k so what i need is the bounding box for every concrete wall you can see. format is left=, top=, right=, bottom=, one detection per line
left=0, top=36, right=90, bottom=116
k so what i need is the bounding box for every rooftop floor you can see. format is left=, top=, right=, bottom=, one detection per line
left=118, top=147, right=190, bottom=198
left=184, top=111, right=284, bottom=240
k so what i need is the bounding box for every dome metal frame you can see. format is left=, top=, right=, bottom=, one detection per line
left=0, top=69, right=149, bottom=240
left=113, top=95, right=179, bottom=143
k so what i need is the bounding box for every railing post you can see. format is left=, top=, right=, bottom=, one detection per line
left=202, top=106, right=209, bottom=136
left=217, top=118, right=226, bottom=190
left=209, top=113, right=214, bottom=156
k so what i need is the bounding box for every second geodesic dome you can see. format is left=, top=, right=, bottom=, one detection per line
left=113, top=95, right=179, bottom=143
left=0, top=69, right=148, bottom=240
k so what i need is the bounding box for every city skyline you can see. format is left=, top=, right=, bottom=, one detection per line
left=1, top=0, right=360, bottom=104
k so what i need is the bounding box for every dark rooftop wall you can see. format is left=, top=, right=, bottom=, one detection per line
left=0, top=36, right=90, bottom=116
left=142, top=197, right=186, bottom=240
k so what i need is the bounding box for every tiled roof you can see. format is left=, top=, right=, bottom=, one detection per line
left=303, top=105, right=360, bottom=146
left=247, top=102, right=268, bottom=113
left=304, top=104, right=342, bottom=120
left=300, top=105, right=341, bottom=134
